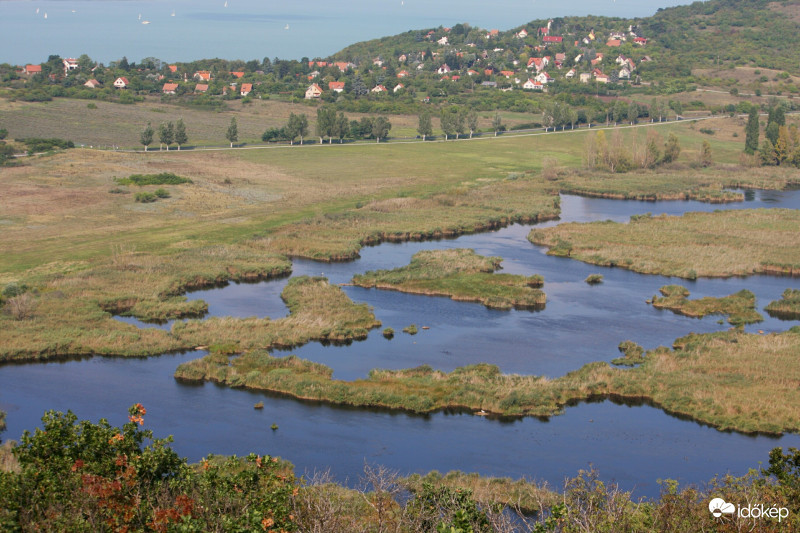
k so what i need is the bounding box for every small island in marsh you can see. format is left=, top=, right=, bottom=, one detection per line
left=352, top=249, right=545, bottom=310
left=649, top=285, right=763, bottom=326
left=766, top=289, right=800, bottom=320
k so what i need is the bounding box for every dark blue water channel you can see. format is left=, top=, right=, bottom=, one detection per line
left=2, top=190, right=800, bottom=499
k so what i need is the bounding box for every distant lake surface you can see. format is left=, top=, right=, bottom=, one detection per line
left=0, top=0, right=693, bottom=64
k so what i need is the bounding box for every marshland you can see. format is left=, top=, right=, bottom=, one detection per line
left=3, top=101, right=800, bottom=506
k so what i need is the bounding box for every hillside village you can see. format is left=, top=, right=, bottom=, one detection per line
left=5, top=19, right=653, bottom=106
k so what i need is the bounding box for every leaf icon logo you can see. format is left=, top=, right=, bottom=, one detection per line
left=709, top=498, right=736, bottom=518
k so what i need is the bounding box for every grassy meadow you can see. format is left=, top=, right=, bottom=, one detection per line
left=529, top=208, right=800, bottom=279
left=352, top=249, right=546, bottom=310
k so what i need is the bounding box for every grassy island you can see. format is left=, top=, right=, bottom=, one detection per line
left=650, top=285, right=763, bottom=326
left=766, top=289, right=800, bottom=320
left=529, top=208, right=800, bottom=279
left=352, top=249, right=546, bottom=310
left=176, top=326, right=800, bottom=434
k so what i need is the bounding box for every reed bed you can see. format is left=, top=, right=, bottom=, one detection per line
left=529, top=208, right=800, bottom=278
left=650, top=285, right=763, bottom=325
left=766, top=289, right=800, bottom=320
left=352, top=249, right=546, bottom=310
left=175, top=327, right=800, bottom=434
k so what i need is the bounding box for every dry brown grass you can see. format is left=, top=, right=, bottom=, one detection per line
left=529, top=208, right=800, bottom=278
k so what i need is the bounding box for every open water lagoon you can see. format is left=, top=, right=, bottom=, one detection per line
left=2, top=190, right=800, bottom=499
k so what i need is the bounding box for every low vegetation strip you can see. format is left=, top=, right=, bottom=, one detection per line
left=171, top=276, right=381, bottom=350
left=766, top=289, right=800, bottom=320
left=400, top=471, right=558, bottom=515
left=176, top=327, right=800, bottom=434
left=649, top=285, right=763, bottom=326
left=352, top=249, right=545, bottom=310
left=528, top=208, right=800, bottom=279
left=114, top=172, right=192, bottom=186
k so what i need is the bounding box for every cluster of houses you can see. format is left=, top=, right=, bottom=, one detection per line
left=17, top=22, right=651, bottom=101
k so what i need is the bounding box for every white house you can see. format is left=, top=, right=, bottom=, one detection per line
left=579, top=73, right=592, bottom=83
left=522, top=78, right=543, bottom=90
left=393, top=83, right=404, bottom=93
left=113, top=77, right=129, bottom=89
left=304, top=83, right=323, bottom=99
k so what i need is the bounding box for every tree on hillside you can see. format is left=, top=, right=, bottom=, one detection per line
left=140, top=122, right=153, bottom=152
left=298, top=114, right=310, bottom=145
left=333, top=112, right=349, bottom=143
left=371, top=116, right=391, bottom=143
left=225, top=117, right=238, bottom=148
left=158, top=121, right=174, bottom=151
left=174, top=119, right=188, bottom=150
left=662, top=133, right=681, bottom=164
left=492, top=113, right=503, bottom=137
left=316, top=107, right=336, bottom=143
left=700, top=140, right=713, bottom=167
left=745, top=106, right=760, bottom=155
left=417, top=111, right=433, bottom=141
left=466, top=109, right=478, bottom=138
left=440, top=110, right=456, bottom=140
left=287, top=113, right=308, bottom=145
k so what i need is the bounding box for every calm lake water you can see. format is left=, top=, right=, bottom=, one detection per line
left=1, top=0, right=693, bottom=65
left=2, top=190, right=800, bottom=499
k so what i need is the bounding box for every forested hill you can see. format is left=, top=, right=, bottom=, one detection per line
left=333, top=0, right=800, bottom=77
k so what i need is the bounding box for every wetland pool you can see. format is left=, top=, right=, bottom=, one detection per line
left=2, top=190, right=800, bottom=498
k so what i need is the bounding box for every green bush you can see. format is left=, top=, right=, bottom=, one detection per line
left=154, top=188, right=171, bottom=198
left=134, top=191, right=157, bottom=203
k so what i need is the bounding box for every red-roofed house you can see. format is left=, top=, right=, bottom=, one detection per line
left=393, top=83, right=404, bottom=93
left=451, top=75, right=460, bottom=81
left=606, top=39, right=622, bottom=47
left=527, top=57, right=548, bottom=72
left=230, top=71, right=245, bottom=78
left=240, top=83, right=253, bottom=96
left=84, top=79, right=102, bottom=89
left=162, top=83, right=179, bottom=94
left=397, top=70, right=409, bottom=78
left=194, top=71, right=212, bottom=81
left=633, top=37, right=647, bottom=46
left=535, top=72, right=554, bottom=84
left=539, top=27, right=549, bottom=36
left=328, top=81, right=345, bottom=93
left=194, top=83, right=209, bottom=93
left=516, top=29, right=528, bottom=39
left=522, top=79, right=543, bottom=90
left=305, top=83, right=323, bottom=99
left=499, top=70, right=514, bottom=78
left=334, top=61, right=354, bottom=72
left=437, top=64, right=451, bottom=74
left=24, top=64, right=42, bottom=75
left=543, top=36, right=563, bottom=44
left=168, top=65, right=178, bottom=73
left=113, top=77, right=129, bottom=89
left=371, top=84, right=387, bottom=93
